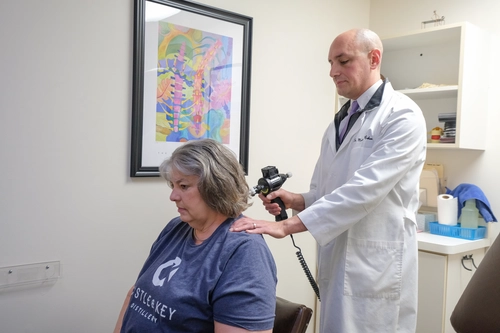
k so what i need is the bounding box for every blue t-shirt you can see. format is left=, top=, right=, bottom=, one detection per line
left=121, top=215, right=277, bottom=332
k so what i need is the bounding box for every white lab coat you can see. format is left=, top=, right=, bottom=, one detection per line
left=298, top=81, right=426, bottom=333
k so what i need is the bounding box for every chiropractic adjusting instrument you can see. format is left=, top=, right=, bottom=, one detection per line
left=251, top=166, right=320, bottom=300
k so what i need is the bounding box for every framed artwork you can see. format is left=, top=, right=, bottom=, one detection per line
left=130, top=0, right=253, bottom=177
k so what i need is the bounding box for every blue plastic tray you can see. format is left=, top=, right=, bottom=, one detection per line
left=428, top=222, right=486, bottom=240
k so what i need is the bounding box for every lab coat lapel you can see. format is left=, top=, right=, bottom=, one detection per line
left=336, top=111, right=366, bottom=154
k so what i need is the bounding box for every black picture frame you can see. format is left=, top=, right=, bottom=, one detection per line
left=130, top=0, right=253, bottom=177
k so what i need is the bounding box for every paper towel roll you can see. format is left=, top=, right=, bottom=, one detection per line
left=437, top=194, right=458, bottom=226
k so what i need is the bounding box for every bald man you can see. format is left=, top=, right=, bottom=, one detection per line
left=232, top=28, right=426, bottom=332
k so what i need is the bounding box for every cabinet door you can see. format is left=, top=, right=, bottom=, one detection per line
left=444, top=249, right=485, bottom=333
left=417, top=251, right=447, bottom=333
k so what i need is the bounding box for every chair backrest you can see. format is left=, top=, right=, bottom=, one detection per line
left=450, top=234, right=500, bottom=333
left=273, top=296, right=313, bottom=333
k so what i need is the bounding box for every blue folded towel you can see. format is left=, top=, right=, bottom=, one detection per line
left=445, top=183, right=497, bottom=222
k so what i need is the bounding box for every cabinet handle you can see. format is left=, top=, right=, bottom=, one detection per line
left=461, top=254, right=478, bottom=271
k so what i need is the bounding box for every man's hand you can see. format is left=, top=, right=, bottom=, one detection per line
left=229, top=216, right=288, bottom=239
left=259, top=189, right=288, bottom=217
left=230, top=215, right=308, bottom=238
left=258, top=188, right=305, bottom=216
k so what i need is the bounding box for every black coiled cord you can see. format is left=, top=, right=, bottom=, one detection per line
left=269, top=195, right=320, bottom=301
left=290, top=234, right=320, bottom=301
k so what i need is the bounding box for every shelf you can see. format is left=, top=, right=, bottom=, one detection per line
left=381, top=22, right=488, bottom=150
left=398, top=85, right=458, bottom=99
left=382, top=23, right=463, bottom=50
left=427, top=142, right=458, bottom=149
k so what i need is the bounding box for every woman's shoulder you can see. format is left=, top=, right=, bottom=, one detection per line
left=221, top=217, right=277, bottom=273
left=151, top=217, right=188, bottom=248
left=225, top=217, right=271, bottom=250
left=159, top=216, right=184, bottom=234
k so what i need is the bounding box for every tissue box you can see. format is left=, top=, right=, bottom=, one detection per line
left=417, top=213, right=436, bottom=232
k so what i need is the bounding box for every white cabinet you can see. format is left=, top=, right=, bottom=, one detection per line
left=417, top=251, right=447, bottom=332
left=380, top=22, right=489, bottom=150
left=417, top=233, right=489, bottom=333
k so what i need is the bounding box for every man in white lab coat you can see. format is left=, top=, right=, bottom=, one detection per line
left=231, top=28, right=427, bottom=332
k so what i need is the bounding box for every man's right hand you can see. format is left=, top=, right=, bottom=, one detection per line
left=258, top=188, right=300, bottom=216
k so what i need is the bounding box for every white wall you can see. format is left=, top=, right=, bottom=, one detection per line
left=369, top=0, right=500, bottom=238
left=0, top=0, right=369, bottom=332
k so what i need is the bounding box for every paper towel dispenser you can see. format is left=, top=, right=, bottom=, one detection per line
left=419, top=188, right=427, bottom=208
left=420, top=169, right=440, bottom=208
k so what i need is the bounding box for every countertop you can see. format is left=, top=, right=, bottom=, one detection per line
left=417, top=231, right=490, bottom=254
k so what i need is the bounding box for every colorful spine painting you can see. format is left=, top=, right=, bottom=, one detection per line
left=155, top=22, right=233, bottom=144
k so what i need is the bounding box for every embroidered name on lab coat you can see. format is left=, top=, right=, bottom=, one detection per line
left=354, top=134, right=373, bottom=142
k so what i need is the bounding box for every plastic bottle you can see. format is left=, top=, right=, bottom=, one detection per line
left=460, top=199, right=479, bottom=229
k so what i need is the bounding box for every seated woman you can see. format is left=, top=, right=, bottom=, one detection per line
left=114, top=139, right=277, bottom=333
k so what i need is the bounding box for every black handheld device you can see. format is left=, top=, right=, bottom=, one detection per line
left=250, top=166, right=292, bottom=221
left=251, top=166, right=320, bottom=300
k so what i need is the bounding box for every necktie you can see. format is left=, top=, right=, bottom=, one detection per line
left=339, top=100, right=359, bottom=140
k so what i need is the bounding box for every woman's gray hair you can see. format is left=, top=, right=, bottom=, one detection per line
left=159, top=139, right=251, bottom=217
